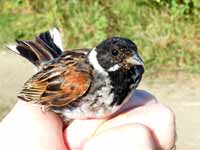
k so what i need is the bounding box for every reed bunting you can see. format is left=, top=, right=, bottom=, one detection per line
left=8, top=28, right=144, bottom=124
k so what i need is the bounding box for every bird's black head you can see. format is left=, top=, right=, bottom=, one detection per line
left=88, top=37, right=144, bottom=72
left=88, top=37, right=144, bottom=106
left=96, top=37, right=143, bottom=71
left=88, top=36, right=144, bottom=85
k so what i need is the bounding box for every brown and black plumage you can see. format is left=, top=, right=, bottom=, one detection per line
left=8, top=28, right=144, bottom=124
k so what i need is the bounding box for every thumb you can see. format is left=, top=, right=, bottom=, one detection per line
left=0, top=100, right=67, bottom=150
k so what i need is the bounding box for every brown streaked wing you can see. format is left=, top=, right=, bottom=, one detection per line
left=18, top=57, right=92, bottom=106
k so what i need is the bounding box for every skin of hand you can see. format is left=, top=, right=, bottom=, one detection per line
left=0, top=90, right=176, bottom=150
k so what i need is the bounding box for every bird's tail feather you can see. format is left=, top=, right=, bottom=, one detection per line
left=7, top=28, right=64, bottom=67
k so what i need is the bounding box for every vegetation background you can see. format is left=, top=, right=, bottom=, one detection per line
left=0, top=0, right=200, bottom=73
left=0, top=0, right=200, bottom=149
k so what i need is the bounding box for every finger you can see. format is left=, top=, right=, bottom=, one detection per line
left=96, top=103, right=176, bottom=149
left=0, top=100, right=67, bottom=150
left=84, top=123, right=156, bottom=150
left=64, top=90, right=158, bottom=149
left=64, top=119, right=106, bottom=150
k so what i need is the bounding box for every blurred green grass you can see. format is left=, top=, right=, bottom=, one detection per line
left=0, top=0, right=200, bottom=74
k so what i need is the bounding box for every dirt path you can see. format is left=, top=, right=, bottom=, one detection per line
left=0, top=51, right=200, bottom=149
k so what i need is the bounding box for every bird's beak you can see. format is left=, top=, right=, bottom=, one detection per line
left=126, top=54, right=144, bottom=66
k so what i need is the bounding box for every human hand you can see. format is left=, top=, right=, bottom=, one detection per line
left=0, top=90, right=176, bottom=150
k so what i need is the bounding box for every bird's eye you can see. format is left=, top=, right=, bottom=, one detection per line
left=111, top=49, right=119, bottom=56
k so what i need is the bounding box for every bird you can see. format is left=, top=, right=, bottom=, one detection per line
left=7, top=28, right=144, bottom=124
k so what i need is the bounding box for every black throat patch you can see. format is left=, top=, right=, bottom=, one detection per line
left=108, top=69, right=132, bottom=106
left=108, top=66, right=144, bottom=106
